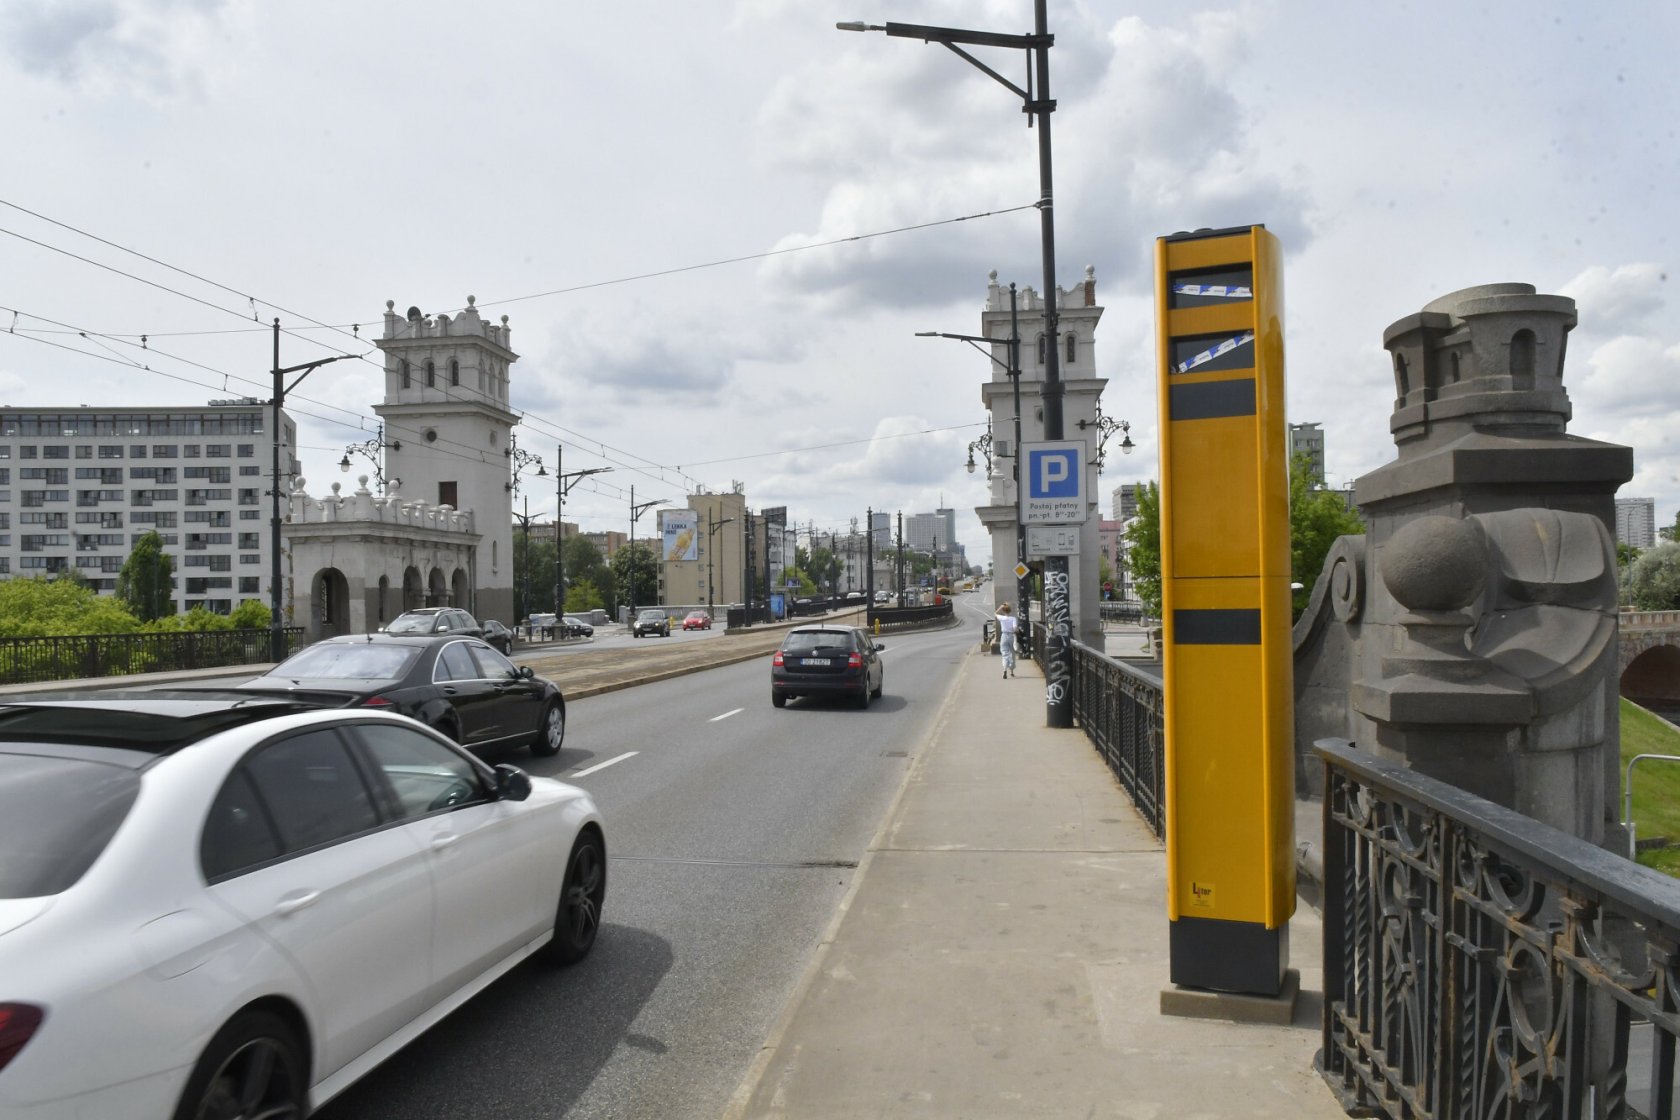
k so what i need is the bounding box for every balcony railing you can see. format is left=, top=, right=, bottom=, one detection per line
left=1316, top=737, right=1680, bottom=1120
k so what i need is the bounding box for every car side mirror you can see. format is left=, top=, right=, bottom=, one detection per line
left=519, top=665, right=535, bottom=679
left=494, top=763, right=532, bottom=802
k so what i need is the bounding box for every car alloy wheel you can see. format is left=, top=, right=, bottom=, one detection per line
left=545, top=831, right=605, bottom=965
left=531, top=701, right=565, bottom=757
left=175, top=1010, right=306, bottom=1120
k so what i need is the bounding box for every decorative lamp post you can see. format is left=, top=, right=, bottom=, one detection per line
left=338, top=423, right=401, bottom=494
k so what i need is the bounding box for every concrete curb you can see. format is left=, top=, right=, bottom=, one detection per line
left=719, top=642, right=977, bottom=1120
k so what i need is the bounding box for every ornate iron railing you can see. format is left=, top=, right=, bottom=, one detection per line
left=1069, top=640, right=1165, bottom=838
left=1317, top=737, right=1680, bottom=1119
left=0, top=628, right=304, bottom=685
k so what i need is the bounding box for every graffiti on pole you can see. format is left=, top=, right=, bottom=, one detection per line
left=1044, top=565, right=1072, bottom=705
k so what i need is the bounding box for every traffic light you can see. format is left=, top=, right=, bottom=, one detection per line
left=1153, top=225, right=1294, bottom=998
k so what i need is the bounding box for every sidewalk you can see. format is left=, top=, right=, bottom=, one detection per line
left=723, top=642, right=1343, bottom=1119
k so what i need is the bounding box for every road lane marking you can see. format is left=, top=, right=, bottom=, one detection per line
left=571, top=751, right=638, bottom=778
left=710, top=707, right=743, bottom=722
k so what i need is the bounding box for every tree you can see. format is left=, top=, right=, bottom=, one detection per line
left=229, top=600, right=271, bottom=629
left=561, top=535, right=612, bottom=610
left=1661, top=509, right=1680, bottom=543
left=1123, top=481, right=1162, bottom=619
left=115, top=531, right=175, bottom=622
left=1628, top=541, right=1680, bottom=610
left=564, top=576, right=605, bottom=613
left=1289, top=453, right=1366, bottom=617
left=0, top=575, right=140, bottom=637
left=610, top=542, right=658, bottom=610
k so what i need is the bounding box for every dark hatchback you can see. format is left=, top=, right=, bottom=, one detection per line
left=195, top=634, right=566, bottom=756
left=771, top=625, right=885, bottom=709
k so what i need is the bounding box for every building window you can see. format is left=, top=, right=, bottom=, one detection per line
left=425, top=360, right=436, bottom=388
left=237, top=444, right=254, bottom=458
left=1036, top=334, right=1046, bottom=365
left=449, top=358, right=460, bottom=386
left=1066, top=333, right=1076, bottom=364
left=75, top=445, right=92, bottom=459
left=400, top=359, right=411, bottom=389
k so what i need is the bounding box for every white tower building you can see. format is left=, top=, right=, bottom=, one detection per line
left=375, top=297, right=521, bottom=622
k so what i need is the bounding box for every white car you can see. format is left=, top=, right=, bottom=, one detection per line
left=0, top=697, right=606, bottom=1119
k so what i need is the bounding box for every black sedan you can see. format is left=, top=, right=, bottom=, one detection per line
left=482, top=618, right=515, bottom=653
left=203, top=634, right=566, bottom=756
left=771, top=625, right=885, bottom=709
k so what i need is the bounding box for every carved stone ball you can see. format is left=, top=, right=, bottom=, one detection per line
left=1380, top=515, right=1486, bottom=612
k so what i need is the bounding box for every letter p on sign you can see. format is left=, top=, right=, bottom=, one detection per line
left=1037, top=448, right=1079, bottom=497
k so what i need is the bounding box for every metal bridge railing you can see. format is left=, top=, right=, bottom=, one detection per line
left=0, top=628, right=304, bottom=685
left=1316, top=737, right=1680, bottom=1120
left=1069, top=638, right=1165, bottom=838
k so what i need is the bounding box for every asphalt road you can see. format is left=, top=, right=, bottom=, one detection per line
left=312, top=616, right=979, bottom=1120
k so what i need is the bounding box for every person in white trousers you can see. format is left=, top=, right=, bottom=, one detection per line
left=996, top=601, right=1018, bottom=678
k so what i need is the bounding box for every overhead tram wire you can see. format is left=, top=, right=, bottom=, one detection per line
left=425, top=203, right=1045, bottom=316
left=3, top=195, right=1029, bottom=500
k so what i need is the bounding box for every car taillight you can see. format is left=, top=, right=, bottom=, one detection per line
left=847, top=652, right=863, bottom=669
left=359, top=695, right=396, bottom=708
left=0, top=1003, right=43, bottom=1073
left=773, top=651, right=784, bottom=667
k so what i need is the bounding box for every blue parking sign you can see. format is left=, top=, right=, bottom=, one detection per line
left=1020, top=441, right=1088, bottom=526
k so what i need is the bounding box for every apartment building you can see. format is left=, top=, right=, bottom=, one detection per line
left=0, top=400, right=295, bottom=614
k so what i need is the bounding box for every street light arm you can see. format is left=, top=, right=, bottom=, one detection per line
left=280, top=352, right=357, bottom=397
left=915, top=330, right=1012, bottom=374
left=559, top=466, right=611, bottom=499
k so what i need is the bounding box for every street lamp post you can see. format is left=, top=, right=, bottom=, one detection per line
left=843, top=3, right=1072, bottom=725
left=269, top=319, right=357, bottom=660
left=706, top=510, right=735, bottom=621
left=552, top=443, right=611, bottom=616
left=628, top=484, right=667, bottom=622
left=505, top=435, right=546, bottom=627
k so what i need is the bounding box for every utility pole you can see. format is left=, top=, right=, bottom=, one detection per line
left=552, top=443, right=610, bottom=615
left=269, top=319, right=355, bottom=661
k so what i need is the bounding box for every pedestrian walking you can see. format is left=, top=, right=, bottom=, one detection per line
left=996, top=601, right=1019, bottom=678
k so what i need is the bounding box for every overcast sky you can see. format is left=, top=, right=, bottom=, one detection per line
left=2, top=0, right=1676, bottom=567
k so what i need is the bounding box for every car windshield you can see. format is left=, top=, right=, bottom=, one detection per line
left=270, top=642, right=419, bottom=680
left=385, top=614, right=440, bottom=634
left=783, top=631, right=850, bottom=653
left=638, top=611, right=664, bottom=620
left=0, top=752, right=139, bottom=898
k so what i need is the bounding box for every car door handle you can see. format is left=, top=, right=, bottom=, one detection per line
left=274, top=890, right=320, bottom=916
left=430, top=832, right=459, bottom=850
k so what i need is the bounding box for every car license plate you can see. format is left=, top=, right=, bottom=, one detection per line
left=802, top=657, right=831, bottom=667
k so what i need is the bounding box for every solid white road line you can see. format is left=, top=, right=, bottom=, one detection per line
left=571, top=751, right=638, bottom=778
left=710, top=707, right=744, bottom=722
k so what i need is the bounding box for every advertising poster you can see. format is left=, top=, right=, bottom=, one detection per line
left=663, top=510, right=698, bottom=561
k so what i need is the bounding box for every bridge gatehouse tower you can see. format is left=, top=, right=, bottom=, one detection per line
left=374, top=297, right=521, bottom=623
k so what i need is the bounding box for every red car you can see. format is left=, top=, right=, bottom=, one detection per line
left=682, top=610, right=712, bottom=631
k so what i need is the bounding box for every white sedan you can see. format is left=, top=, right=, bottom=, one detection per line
left=0, top=697, right=606, bottom=1119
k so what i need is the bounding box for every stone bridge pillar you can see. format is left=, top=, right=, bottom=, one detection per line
left=1294, top=284, right=1633, bottom=847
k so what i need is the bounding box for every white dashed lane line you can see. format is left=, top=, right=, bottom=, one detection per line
left=571, top=751, right=638, bottom=778
left=709, top=708, right=744, bottom=722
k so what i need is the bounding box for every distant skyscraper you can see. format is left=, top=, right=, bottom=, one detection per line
left=1616, top=497, right=1656, bottom=548
left=1111, top=483, right=1140, bottom=523
left=1288, top=421, right=1325, bottom=487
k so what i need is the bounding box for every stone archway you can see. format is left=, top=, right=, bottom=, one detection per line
left=452, top=568, right=470, bottom=611
left=310, top=568, right=351, bottom=642
left=427, top=567, right=447, bottom=606
left=1622, top=643, right=1680, bottom=712
left=375, top=575, right=392, bottom=628
left=403, top=566, right=424, bottom=610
